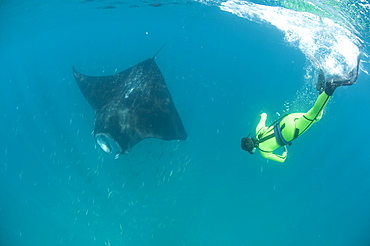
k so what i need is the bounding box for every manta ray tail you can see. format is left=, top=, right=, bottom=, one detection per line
left=152, top=38, right=176, bottom=59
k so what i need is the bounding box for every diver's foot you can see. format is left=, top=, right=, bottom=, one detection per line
left=327, top=76, right=353, bottom=86
left=325, top=78, right=352, bottom=96
left=325, top=76, right=354, bottom=96
left=324, top=81, right=339, bottom=96
left=315, top=67, right=353, bottom=93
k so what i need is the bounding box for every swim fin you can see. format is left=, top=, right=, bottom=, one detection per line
left=316, top=69, right=326, bottom=93
left=346, top=53, right=361, bottom=85
left=328, top=54, right=361, bottom=86
left=324, top=54, right=361, bottom=96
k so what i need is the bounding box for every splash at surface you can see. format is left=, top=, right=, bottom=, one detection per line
left=218, top=0, right=362, bottom=76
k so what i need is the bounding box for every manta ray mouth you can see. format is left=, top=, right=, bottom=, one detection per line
left=95, top=133, right=122, bottom=157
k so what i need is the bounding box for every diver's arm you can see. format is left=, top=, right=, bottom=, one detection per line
left=256, top=113, right=267, bottom=135
left=260, top=146, right=288, bottom=163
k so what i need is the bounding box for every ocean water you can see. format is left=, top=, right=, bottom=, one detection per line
left=1, top=0, right=370, bottom=245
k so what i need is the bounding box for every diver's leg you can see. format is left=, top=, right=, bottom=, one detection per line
left=294, top=92, right=331, bottom=136
left=303, top=92, right=330, bottom=120
left=279, top=113, right=304, bottom=141
left=279, top=92, right=329, bottom=141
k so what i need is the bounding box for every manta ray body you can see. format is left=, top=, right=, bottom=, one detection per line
left=73, top=55, right=187, bottom=158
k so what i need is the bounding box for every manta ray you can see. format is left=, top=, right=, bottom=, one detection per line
left=73, top=51, right=187, bottom=158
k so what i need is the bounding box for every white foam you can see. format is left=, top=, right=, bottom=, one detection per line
left=219, top=0, right=361, bottom=76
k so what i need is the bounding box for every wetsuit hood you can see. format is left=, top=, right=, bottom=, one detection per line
left=241, top=137, right=257, bottom=154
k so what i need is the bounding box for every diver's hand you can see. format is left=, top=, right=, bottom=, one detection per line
left=284, top=145, right=288, bottom=153
left=281, top=145, right=288, bottom=159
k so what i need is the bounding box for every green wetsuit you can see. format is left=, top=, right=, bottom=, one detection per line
left=255, top=91, right=331, bottom=163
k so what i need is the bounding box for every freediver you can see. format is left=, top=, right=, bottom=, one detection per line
left=241, top=56, right=360, bottom=163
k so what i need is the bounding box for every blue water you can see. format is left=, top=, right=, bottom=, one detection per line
left=1, top=0, right=370, bottom=245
